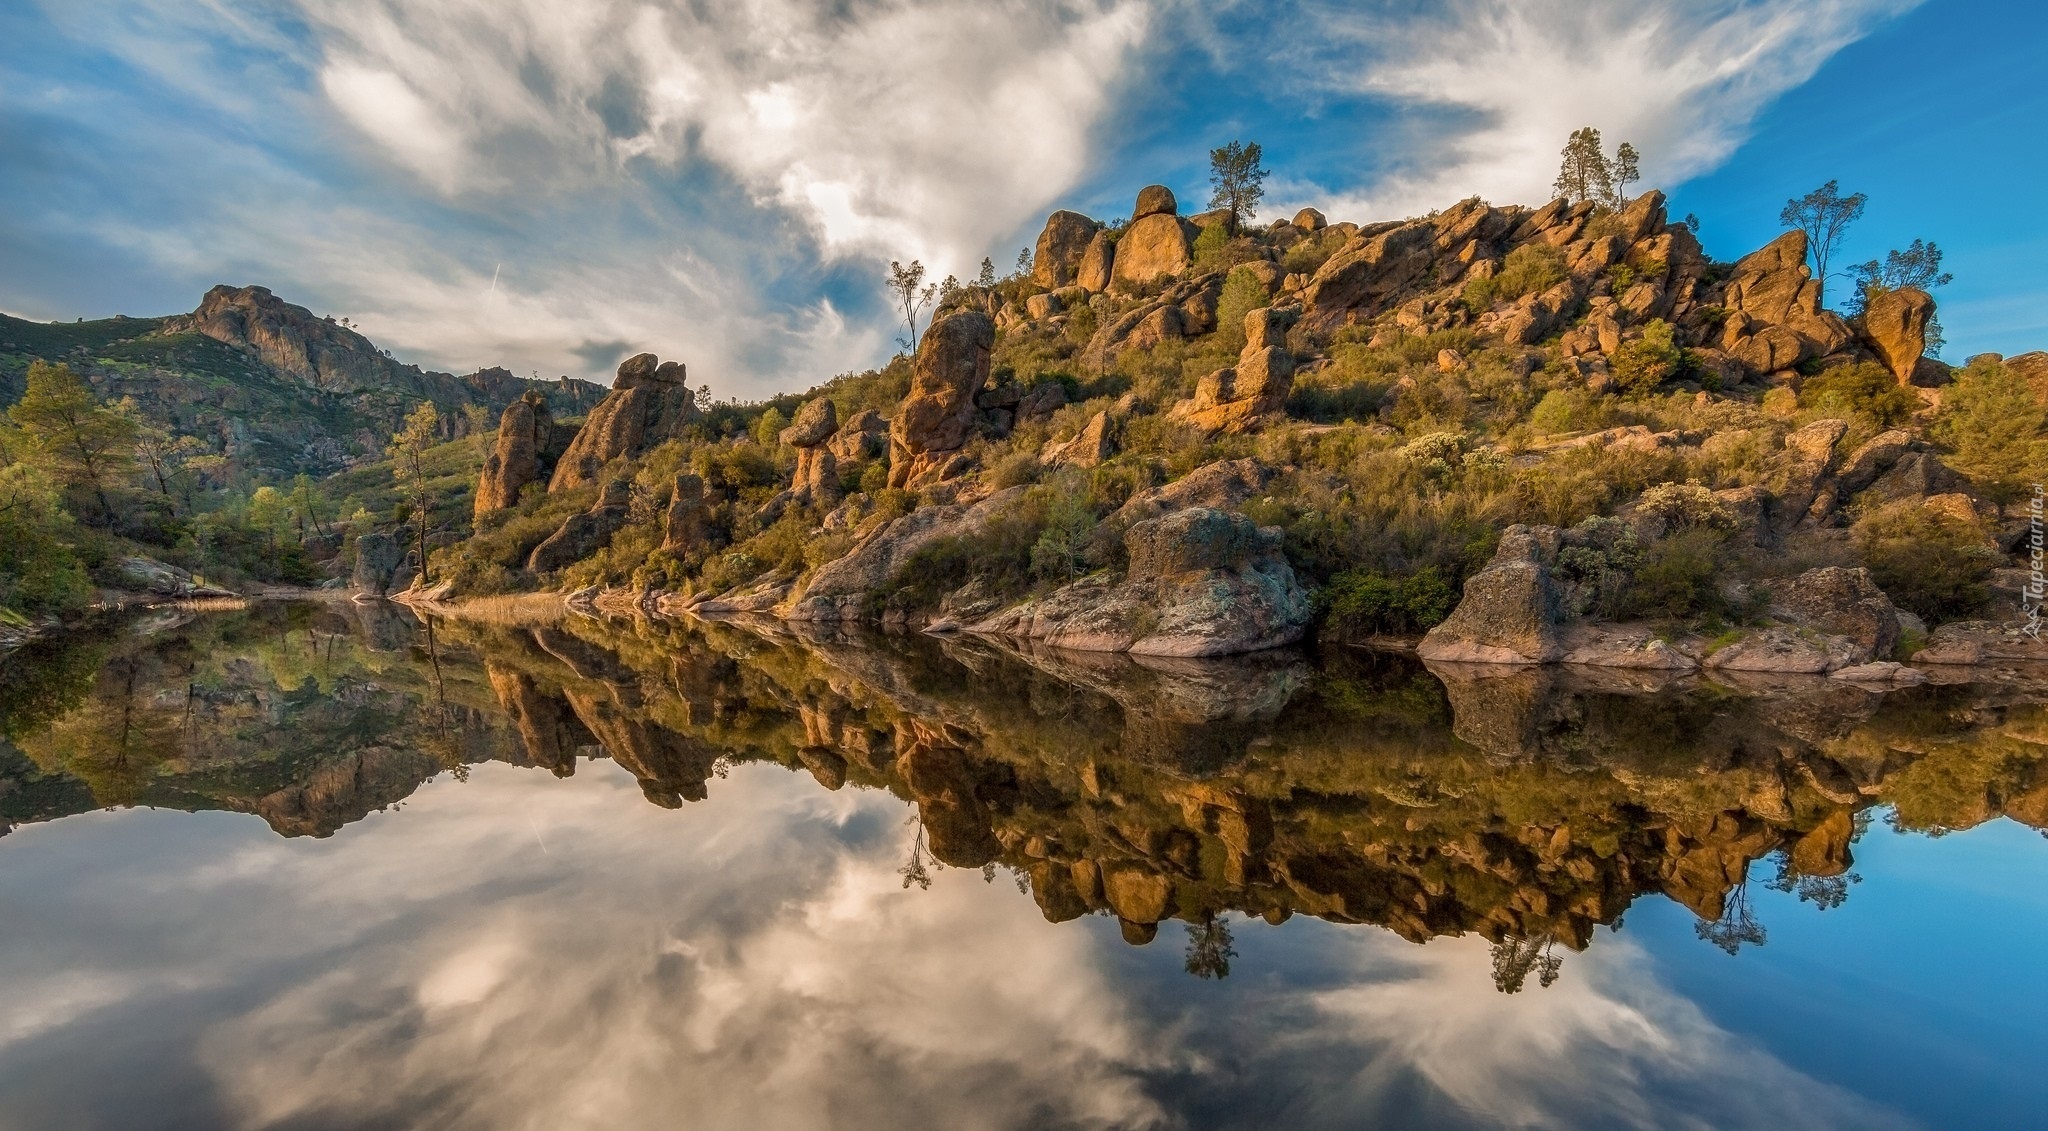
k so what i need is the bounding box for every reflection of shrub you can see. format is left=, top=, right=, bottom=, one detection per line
left=1853, top=499, right=2000, bottom=623
left=1799, top=361, right=1918, bottom=428
left=1319, top=567, right=1454, bottom=636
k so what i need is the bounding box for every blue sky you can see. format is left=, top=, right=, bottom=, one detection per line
left=1, top=0, right=2039, bottom=396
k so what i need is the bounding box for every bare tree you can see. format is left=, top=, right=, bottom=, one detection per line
left=1779, top=180, right=1867, bottom=306
left=886, top=260, right=938, bottom=353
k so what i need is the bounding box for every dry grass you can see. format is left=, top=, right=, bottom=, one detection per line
left=431, top=591, right=570, bottom=626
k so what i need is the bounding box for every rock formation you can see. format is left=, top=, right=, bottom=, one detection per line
left=528, top=479, right=634, bottom=573
left=661, top=473, right=720, bottom=556
left=352, top=532, right=409, bottom=596
left=475, top=391, right=568, bottom=518
left=1042, top=410, right=1116, bottom=469
left=888, top=311, right=994, bottom=489
left=1032, top=210, right=1102, bottom=290
left=1861, top=286, right=1935, bottom=385
left=779, top=397, right=841, bottom=508
left=1175, top=306, right=1296, bottom=433
left=1077, top=230, right=1116, bottom=293
left=1418, top=525, right=1566, bottom=663
left=549, top=353, right=700, bottom=491
left=828, top=408, right=890, bottom=463
left=972, top=507, right=1312, bottom=656
left=1111, top=186, right=1194, bottom=288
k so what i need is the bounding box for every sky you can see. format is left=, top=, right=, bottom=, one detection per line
left=1, top=756, right=2009, bottom=1129
left=0, top=0, right=2041, bottom=398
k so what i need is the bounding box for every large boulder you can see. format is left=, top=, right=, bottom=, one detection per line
left=1768, top=566, right=1901, bottom=660
left=972, top=507, right=1312, bottom=657
left=780, top=397, right=841, bottom=508
left=889, top=312, right=994, bottom=489
left=528, top=479, right=633, bottom=573
left=1717, top=231, right=1854, bottom=373
left=791, top=486, right=1030, bottom=611
left=1861, top=287, right=1935, bottom=385
left=1173, top=307, right=1295, bottom=433
left=1077, top=230, right=1116, bottom=293
left=1111, top=214, right=1194, bottom=288
left=1042, top=410, right=1116, bottom=470
left=352, top=532, right=408, bottom=596
left=1417, top=525, right=1566, bottom=663
left=548, top=354, right=700, bottom=491
left=827, top=408, right=889, bottom=463
left=1300, top=220, right=1438, bottom=333
left=1032, top=210, right=1102, bottom=290
left=1133, top=184, right=1177, bottom=219
left=475, top=392, right=556, bottom=519
left=661, top=473, right=719, bottom=555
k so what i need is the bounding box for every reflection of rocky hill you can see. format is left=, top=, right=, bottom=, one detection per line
left=7, top=602, right=2048, bottom=969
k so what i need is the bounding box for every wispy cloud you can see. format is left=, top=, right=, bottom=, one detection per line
left=1266, top=0, right=1922, bottom=219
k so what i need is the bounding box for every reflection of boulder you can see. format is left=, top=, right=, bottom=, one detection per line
left=486, top=663, right=592, bottom=776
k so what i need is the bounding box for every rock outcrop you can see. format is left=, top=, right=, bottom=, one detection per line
left=1767, top=566, right=1902, bottom=660
left=475, top=392, right=566, bottom=518
left=790, top=486, right=1030, bottom=617
left=528, top=479, right=634, bottom=573
left=828, top=408, right=889, bottom=463
left=1042, top=410, right=1116, bottom=469
left=352, top=532, right=408, bottom=596
left=1175, top=306, right=1296, bottom=433
left=1861, top=286, right=1935, bottom=385
left=1077, top=230, right=1116, bottom=293
left=549, top=354, right=700, bottom=491
left=1418, top=526, right=1566, bottom=663
left=888, top=311, right=994, bottom=489
left=972, top=507, right=1312, bottom=657
left=779, top=397, right=841, bottom=508
left=1112, top=186, right=1194, bottom=288
left=661, top=473, right=720, bottom=556
left=1032, top=210, right=1102, bottom=290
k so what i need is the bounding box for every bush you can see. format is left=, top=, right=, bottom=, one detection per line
left=1319, top=567, right=1454, bottom=636
left=1853, top=499, right=2000, bottom=623
left=1799, top=361, right=1918, bottom=429
left=1463, top=244, right=1566, bottom=312
left=1611, top=320, right=1682, bottom=395
left=1528, top=388, right=1609, bottom=436
left=1624, top=527, right=1729, bottom=619
left=0, top=465, right=91, bottom=618
left=1933, top=356, right=2048, bottom=511
left=1214, top=266, right=1270, bottom=352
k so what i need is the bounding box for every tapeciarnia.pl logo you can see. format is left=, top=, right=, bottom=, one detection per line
left=2025, top=484, right=2045, bottom=640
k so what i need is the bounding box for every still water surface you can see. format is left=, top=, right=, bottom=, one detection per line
left=1, top=601, right=2044, bottom=1130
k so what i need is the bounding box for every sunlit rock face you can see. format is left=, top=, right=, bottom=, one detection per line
left=10, top=601, right=2048, bottom=959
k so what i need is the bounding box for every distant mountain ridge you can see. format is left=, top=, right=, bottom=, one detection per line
left=0, top=285, right=606, bottom=478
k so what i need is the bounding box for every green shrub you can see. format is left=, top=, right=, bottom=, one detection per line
left=1462, top=243, right=1566, bottom=312
left=1528, top=388, right=1609, bottom=436
left=1319, top=567, right=1454, bottom=636
left=1853, top=499, right=2000, bottom=623
left=1214, top=266, right=1270, bottom=352
left=1611, top=320, right=1682, bottom=395
left=1799, top=361, right=1918, bottom=429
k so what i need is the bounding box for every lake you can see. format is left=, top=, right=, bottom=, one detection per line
left=1, top=600, right=2044, bottom=1130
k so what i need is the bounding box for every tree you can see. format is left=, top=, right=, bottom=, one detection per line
left=1207, top=139, right=1269, bottom=235
left=1695, top=878, right=1767, bottom=955
left=6, top=360, right=136, bottom=524
left=1779, top=180, right=1867, bottom=306
left=975, top=257, right=998, bottom=289
left=886, top=259, right=938, bottom=353
left=1183, top=917, right=1237, bottom=979
left=1848, top=238, right=1955, bottom=354
left=129, top=409, right=208, bottom=515
left=1490, top=934, right=1564, bottom=993
left=1609, top=141, right=1641, bottom=207
left=1553, top=127, right=1613, bottom=204
left=387, top=402, right=440, bottom=586
left=1933, top=357, right=2048, bottom=514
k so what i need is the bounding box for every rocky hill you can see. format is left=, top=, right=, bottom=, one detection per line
left=421, top=183, right=2048, bottom=676
left=1, top=285, right=605, bottom=478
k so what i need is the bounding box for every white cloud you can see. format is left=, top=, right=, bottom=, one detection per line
left=1274, top=0, right=1921, bottom=219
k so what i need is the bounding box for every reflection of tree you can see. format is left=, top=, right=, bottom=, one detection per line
left=899, top=820, right=934, bottom=890
left=1696, top=878, right=1768, bottom=955
left=1184, top=917, right=1237, bottom=979
left=19, top=655, right=183, bottom=807
left=1490, top=934, right=1564, bottom=993
left=415, top=614, right=468, bottom=782
left=1767, top=855, right=1862, bottom=911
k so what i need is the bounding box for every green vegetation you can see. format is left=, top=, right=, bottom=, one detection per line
left=1462, top=243, right=1566, bottom=312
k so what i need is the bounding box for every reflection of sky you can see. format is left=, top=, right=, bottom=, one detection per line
left=0, top=760, right=2038, bottom=1130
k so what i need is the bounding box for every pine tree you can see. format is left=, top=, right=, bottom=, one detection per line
left=1552, top=127, right=1612, bottom=204
left=6, top=360, right=136, bottom=524
left=1207, top=139, right=1269, bottom=235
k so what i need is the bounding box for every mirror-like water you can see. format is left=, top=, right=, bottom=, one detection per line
left=2, top=600, right=2044, bottom=1130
